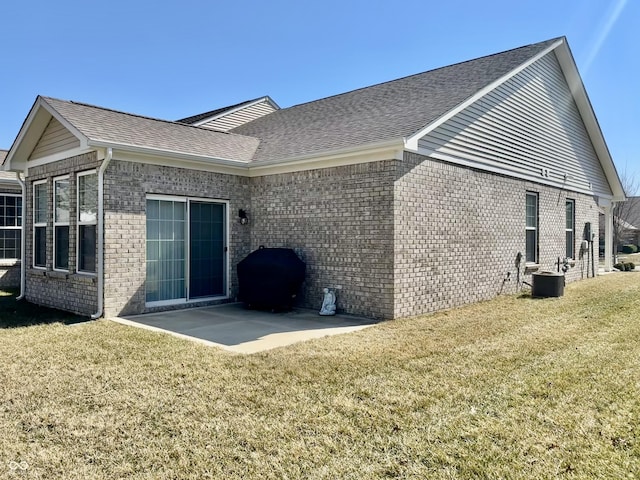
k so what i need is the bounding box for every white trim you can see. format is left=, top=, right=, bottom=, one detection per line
left=27, top=146, right=93, bottom=168
left=53, top=175, right=70, bottom=272
left=414, top=147, right=613, bottom=200
left=76, top=170, right=98, bottom=274
left=0, top=192, right=22, bottom=261
left=144, top=196, right=230, bottom=307
left=88, top=140, right=253, bottom=165
left=526, top=191, right=539, bottom=264
left=565, top=198, right=575, bottom=260
left=32, top=179, right=47, bottom=269
left=405, top=39, right=564, bottom=150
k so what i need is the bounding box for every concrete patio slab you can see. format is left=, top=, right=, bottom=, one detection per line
left=110, top=303, right=379, bottom=353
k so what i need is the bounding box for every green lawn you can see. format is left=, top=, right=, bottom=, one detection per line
left=1, top=274, right=639, bottom=479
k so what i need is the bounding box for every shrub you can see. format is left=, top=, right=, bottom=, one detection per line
left=614, top=262, right=636, bottom=271
left=621, top=244, right=638, bottom=254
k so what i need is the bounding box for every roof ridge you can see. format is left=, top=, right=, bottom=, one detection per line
left=41, top=96, right=249, bottom=137
left=282, top=37, right=563, bottom=111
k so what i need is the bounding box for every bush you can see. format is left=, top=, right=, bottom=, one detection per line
left=614, top=262, right=636, bottom=271
left=621, top=244, right=638, bottom=254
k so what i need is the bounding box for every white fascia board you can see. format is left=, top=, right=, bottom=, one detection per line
left=192, top=96, right=280, bottom=127
left=26, top=146, right=95, bottom=168
left=404, top=39, right=564, bottom=151
left=246, top=139, right=405, bottom=177
left=4, top=97, right=89, bottom=172
left=416, top=147, right=613, bottom=200
left=88, top=140, right=252, bottom=167
left=109, top=148, right=251, bottom=176
left=40, top=98, right=90, bottom=150
left=553, top=42, right=625, bottom=202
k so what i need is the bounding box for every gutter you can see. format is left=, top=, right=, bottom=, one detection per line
left=16, top=173, right=26, bottom=300
left=91, top=148, right=112, bottom=319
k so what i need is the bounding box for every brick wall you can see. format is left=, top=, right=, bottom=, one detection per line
left=24, top=152, right=100, bottom=315
left=393, top=152, right=600, bottom=318
left=102, top=160, right=252, bottom=317
left=250, top=162, right=396, bottom=319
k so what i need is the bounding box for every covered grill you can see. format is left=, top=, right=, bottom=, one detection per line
left=237, top=247, right=306, bottom=310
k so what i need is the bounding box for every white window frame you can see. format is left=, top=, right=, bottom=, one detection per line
left=33, top=180, right=47, bottom=269
left=525, top=192, right=539, bottom=264
left=53, top=175, right=70, bottom=272
left=76, top=170, right=98, bottom=274
left=566, top=199, right=575, bottom=260
left=0, top=193, right=22, bottom=261
left=145, top=194, right=230, bottom=307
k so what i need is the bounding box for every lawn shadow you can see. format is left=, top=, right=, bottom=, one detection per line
left=0, top=289, right=87, bottom=328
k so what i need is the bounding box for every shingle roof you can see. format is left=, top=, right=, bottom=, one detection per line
left=0, top=150, right=18, bottom=181
left=42, top=98, right=260, bottom=162
left=231, top=38, right=560, bottom=163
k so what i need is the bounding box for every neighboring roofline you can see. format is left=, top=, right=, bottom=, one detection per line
left=178, top=96, right=280, bottom=127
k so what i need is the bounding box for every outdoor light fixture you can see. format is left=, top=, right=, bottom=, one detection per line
left=238, top=209, right=249, bottom=225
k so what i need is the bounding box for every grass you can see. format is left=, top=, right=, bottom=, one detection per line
left=0, top=288, right=85, bottom=328
left=1, top=274, right=639, bottom=479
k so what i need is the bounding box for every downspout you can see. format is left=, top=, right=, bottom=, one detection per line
left=16, top=173, right=26, bottom=300
left=91, top=148, right=112, bottom=319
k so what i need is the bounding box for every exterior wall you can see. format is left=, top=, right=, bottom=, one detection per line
left=102, top=160, right=252, bottom=317
left=29, top=118, right=80, bottom=160
left=199, top=100, right=277, bottom=132
left=418, top=51, right=612, bottom=198
left=250, top=161, right=396, bottom=320
left=0, top=180, right=21, bottom=288
left=393, top=152, right=600, bottom=318
left=24, top=152, right=100, bottom=315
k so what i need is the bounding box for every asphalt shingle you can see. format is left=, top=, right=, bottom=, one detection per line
left=42, top=98, right=260, bottom=162
left=231, top=39, right=559, bottom=163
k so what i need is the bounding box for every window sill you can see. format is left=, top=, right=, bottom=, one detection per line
left=524, top=263, right=540, bottom=274
left=0, top=259, right=20, bottom=267
left=70, top=273, right=97, bottom=284
left=47, top=270, right=69, bottom=280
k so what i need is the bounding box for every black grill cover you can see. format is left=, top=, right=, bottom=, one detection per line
left=237, top=248, right=306, bottom=309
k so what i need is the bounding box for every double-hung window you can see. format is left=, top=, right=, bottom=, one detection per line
left=525, top=192, right=538, bottom=263
left=33, top=181, right=47, bottom=268
left=77, top=171, right=98, bottom=273
left=0, top=194, right=22, bottom=260
left=53, top=176, right=70, bottom=271
left=566, top=199, right=575, bottom=259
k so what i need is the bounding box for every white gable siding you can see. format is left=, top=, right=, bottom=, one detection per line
left=418, top=52, right=612, bottom=197
left=199, top=100, right=277, bottom=131
left=30, top=117, right=80, bottom=160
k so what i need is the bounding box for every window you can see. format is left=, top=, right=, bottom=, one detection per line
left=53, top=176, right=70, bottom=271
left=526, top=192, right=538, bottom=263
left=33, top=181, right=47, bottom=268
left=77, top=171, right=98, bottom=273
left=146, top=196, right=227, bottom=305
left=0, top=194, right=22, bottom=260
left=566, top=199, right=575, bottom=259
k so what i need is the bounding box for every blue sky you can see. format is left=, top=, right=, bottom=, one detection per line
left=1, top=0, right=637, bottom=185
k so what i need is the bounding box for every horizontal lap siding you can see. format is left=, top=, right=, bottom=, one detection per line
left=419, top=51, right=612, bottom=197
left=30, top=118, right=80, bottom=160
left=200, top=101, right=277, bottom=131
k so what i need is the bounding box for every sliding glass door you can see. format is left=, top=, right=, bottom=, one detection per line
left=146, top=197, right=227, bottom=305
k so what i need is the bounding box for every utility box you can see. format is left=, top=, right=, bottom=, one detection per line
left=531, top=271, right=565, bottom=297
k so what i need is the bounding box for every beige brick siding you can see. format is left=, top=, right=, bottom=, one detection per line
left=393, top=152, right=600, bottom=318
left=23, top=152, right=100, bottom=315
left=250, top=162, right=396, bottom=319
left=102, top=160, right=252, bottom=317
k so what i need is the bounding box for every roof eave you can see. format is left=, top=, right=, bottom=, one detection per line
left=87, top=140, right=253, bottom=168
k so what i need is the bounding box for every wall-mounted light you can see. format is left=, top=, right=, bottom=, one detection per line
left=238, top=209, right=249, bottom=225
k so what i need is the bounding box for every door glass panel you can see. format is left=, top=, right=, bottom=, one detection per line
left=146, top=199, right=186, bottom=303
left=189, top=201, right=225, bottom=299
